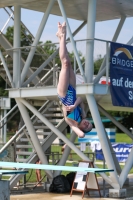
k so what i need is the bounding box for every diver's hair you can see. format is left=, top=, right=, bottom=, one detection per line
left=79, top=118, right=93, bottom=133
left=84, top=126, right=93, bottom=133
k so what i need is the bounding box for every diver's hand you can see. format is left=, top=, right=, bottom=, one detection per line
left=65, top=105, right=75, bottom=112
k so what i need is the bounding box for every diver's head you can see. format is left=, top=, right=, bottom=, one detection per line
left=78, top=118, right=93, bottom=133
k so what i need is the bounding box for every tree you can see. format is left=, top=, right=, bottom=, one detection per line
left=94, top=54, right=104, bottom=74
left=0, top=77, right=8, bottom=96
left=5, top=25, right=33, bottom=46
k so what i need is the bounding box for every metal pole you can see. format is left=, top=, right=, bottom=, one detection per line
left=97, top=104, right=133, bottom=139
left=35, top=67, right=54, bottom=86
left=86, top=95, right=120, bottom=187
left=22, top=51, right=59, bottom=87
left=103, top=157, right=106, bottom=197
left=1, top=13, right=13, bottom=33
left=0, top=105, right=17, bottom=124
left=0, top=110, right=3, bottom=142
left=112, top=16, right=126, bottom=42
left=54, top=132, right=77, bottom=177
left=85, top=0, right=97, bottom=83
left=0, top=51, right=14, bottom=87
left=93, top=67, right=106, bottom=84
left=119, top=147, right=133, bottom=187
left=21, top=0, right=55, bottom=84
left=57, top=0, right=86, bottom=82
left=106, top=42, right=109, bottom=84
left=53, top=59, right=56, bottom=86
left=127, top=36, right=133, bottom=45
left=98, top=16, right=126, bottom=75
left=3, top=109, right=7, bottom=143
left=22, top=22, right=87, bottom=87
left=16, top=99, right=53, bottom=179
left=13, top=5, right=21, bottom=88
left=74, top=42, right=76, bottom=74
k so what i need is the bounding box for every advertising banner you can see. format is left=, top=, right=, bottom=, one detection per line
left=110, top=42, right=133, bottom=107
left=96, top=143, right=133, bottom=162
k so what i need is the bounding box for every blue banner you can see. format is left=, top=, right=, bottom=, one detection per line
left=96, top=143, right=133, bottom=162
left=110, top=42, right=133, bottom=107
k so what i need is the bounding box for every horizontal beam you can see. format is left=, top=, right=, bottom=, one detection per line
left=0, top=162, right=114, bottom=173
left=8, top=84, right=109, bottom=98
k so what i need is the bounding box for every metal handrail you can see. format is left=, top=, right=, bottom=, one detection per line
left=0, top=104, right=18, bottom=124
left=5, top=38, right=112, bottom=51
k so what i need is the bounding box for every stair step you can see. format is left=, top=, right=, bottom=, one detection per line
left=16, top=145, right=33, bottom=148
left=16, top=151, right=33, bottom=155
left=44, top=113, right=63, bottom=117
left=34, top=126, right=49, bottom=129
left=25, top=131, right=52, bottom=136
left=16, top=158, right=28, bottom=162
left=37, top=119, right=60, bottom=123
left=19, top=138, right=29, bottom=142
left=36, top=132, right=52, bottom=135
left=20, top=138, right=45, bottom=142
left=48, top=108, right=61, bottom=111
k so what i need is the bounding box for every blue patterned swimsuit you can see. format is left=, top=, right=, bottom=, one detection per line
left=58, top=85, right=82, bottom=123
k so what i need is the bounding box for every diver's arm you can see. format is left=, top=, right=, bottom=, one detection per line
left=65, top=117, right=85, bottom=138
left=62, top=105, right=85, bottom=138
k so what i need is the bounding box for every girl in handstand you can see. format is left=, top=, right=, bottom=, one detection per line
left=56, top=22, right=92, bottom=138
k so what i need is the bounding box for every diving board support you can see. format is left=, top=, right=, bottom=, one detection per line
left=54, top=131, right=77, bottom=177
left=18, top=98, right=115, bottom=186
left=70, top=161, right=101, bottom=198
left=86, top=95, right=120, bottom=188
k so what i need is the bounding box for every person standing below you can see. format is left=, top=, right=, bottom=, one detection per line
left=56, top=22, right=93, bottom=138
left=35, top=159, right=42, bottom=186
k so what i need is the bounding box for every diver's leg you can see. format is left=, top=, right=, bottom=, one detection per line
left=57, top=22, right=76, bottom=97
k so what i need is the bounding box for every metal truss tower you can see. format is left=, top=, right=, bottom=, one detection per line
left=0, top=0, right=133, bottom=192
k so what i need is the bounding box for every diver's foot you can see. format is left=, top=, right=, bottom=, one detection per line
left=56, top=22, right=62, bottom=38
left=62, top=21, right=66, bottom=34
left=56, top=22, right=66, bottom=38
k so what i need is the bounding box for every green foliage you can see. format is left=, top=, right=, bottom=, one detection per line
left=94, top=54, right=104, bottom=74
left=0, top=77, right=8, bottom=96
left=43, top=40, right=57, bottom=55
left=5, top=26, right=14, bottom=44
left=5, top=25, right=33, bottom=46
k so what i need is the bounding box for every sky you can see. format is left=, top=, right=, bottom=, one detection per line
left=0, top=7, right=133, bottom=58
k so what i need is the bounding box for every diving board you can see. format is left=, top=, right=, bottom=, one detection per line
left=0, top=161, right=114, bottom=173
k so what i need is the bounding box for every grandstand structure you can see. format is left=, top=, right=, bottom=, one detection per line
left=0, top=0, right=133, bottom=195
